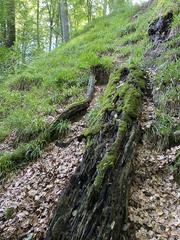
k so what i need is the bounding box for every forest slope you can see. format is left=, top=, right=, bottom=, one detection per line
left=0, top=0, right=179, bottom=239
left=0, top=0, right=179, bottom=177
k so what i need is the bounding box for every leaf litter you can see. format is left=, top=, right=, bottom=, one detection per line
left=0, top=86, right=104, bottom=239
left=0, top=120, right=85, bottom=239
left=1, top=86, right=179, bottom=240
left=127, top=97, right=180, bottom=240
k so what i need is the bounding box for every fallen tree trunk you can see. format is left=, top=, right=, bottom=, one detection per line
left=46, top=67, right=146, bottom=240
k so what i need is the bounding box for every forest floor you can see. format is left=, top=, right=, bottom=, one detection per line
left=0, top=84, right=179, bottom=240
left=127, top=95, right=180, bottom=240
left=0, top=86, right=104, bottom=240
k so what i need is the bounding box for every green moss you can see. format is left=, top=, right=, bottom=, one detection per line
left=117, top=83, right=130, bottom=98
left=5, top=208, right=14, bottom=220
left=131, top=68, right=144, bottom=79
left=93, top=117, right=129, bottom=191
left=83, top=123, right=102, bottom=138
left=118, top=120, right=127, bottom=134
left=91, top=67, right=144, bottom=192
left=66, top=99, right=87, bottom=109
left=135, top=78, right=146, bottom=90
left=85, top=66, right=144, bottom=141
left=94, top=133, right=123, bottom=191
left=86, top=137, right=94, bottom=148
left=122, top=87, right=142, bottom=118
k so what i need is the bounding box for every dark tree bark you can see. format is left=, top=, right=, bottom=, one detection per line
left=59, top=0, right=69, bottom=42
left=5, top=0, right=16, bottom=48
left=46, top=68, right=145, bottom=240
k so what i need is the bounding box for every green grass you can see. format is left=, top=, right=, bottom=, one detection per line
left=0, top=4, right=134, bottom=143
left=0, top=0, right=179, bottom=175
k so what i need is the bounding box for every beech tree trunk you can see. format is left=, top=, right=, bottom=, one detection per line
left=6, top=0, right=16, bottom=48
left=59, top=0, right=69, bottom=42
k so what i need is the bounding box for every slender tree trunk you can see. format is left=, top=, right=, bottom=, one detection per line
left=37, top=0, right=40, bottom=49
left=55, top=3, right=60, bottom=47
left=49, top=20, right=53, bottom=51
left=55, top=17, right=60, bottom=47
left=21, top=23, right=27, bottom=63
left=0, top=0, right=6, bottom=43
left=46, top=0, right=54, bottom=51
left=103, top=0, right=108, bottom=16
left=6, top=0, right=16, bottom=48
left=59, top=0, right=69, bottom=42
left=55, top=33, right=58, bottom=47
left=87, top=0, right=92, bottom=23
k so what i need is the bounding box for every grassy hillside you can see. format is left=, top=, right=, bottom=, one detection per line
left=0, top=0, right=179, bottom=176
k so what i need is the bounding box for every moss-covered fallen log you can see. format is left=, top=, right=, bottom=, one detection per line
left=46, top=66, right=146, bottom=240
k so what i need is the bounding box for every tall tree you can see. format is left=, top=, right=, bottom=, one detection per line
left=103, top=0, right=108, bottom=16
left=87, top=0, right=92, bottom=22
left=44, top=0, right=59, bottom=51
left=6, top=0, right=16, bottom=48
left=37, top=0, right=40, bottom=49
left=55, top=4, right=60, bottom=47
left=0, top=0, right=6, bottom=44
left=59, top=0, right=69, bottom=42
